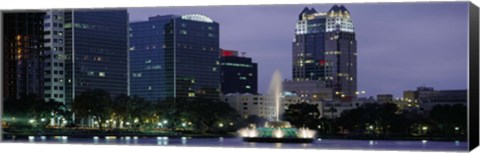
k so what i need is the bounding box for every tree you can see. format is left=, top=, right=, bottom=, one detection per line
left=283, top=103, right=320, bottom=128
left=72, top=89, right=112, bottom=129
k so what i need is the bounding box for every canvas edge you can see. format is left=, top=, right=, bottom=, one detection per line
left=468, top=1, right=480, bottom=151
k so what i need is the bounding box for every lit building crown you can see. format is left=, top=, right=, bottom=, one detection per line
left=326, top=5, right=355, bottom=33
left=181, top=14, right=214, bottom=23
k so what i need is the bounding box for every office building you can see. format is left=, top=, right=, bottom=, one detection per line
left=402, top=86, right=467, bottom=112
left=292, top=5, right=357, bottom=101
left=43, top=10, right=66, bottom=103
left=221, top=93, right=302, bottom=120
left=63, top=9, right=129, bottom=106
left=283, top=79, right=332, bottom=102
left=220, top=49, right=258, bottom=94
left=3, top=12, right=45, bottom=100
left=130, top=14, right=220, bottom=100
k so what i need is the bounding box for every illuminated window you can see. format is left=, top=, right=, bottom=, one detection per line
left=99, top=72, right=106, bottom=77
left=145, top=60, right=152, bottom=63
left=88, top=71, right=95, bottom=76
left=246, top=85, right=251, bottom=89
left=180, top=30, right=187, bottom=35
left=188, top=93, right=195, bottom=97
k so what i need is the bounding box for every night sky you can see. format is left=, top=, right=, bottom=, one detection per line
left=128, top=2, right=469, bottom=98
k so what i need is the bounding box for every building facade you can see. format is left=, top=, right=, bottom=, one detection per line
left=402, top=86, right=466, bottom=112
left=283, top=79, right=332, bottom=102
left=130, top=15, right=176, bottom=101
left=3, top=12, right=45, bottom=100
left=292, top=5, right=357, bottom=101
left=43, top=10, right=66, bottom=103
left=221, top=93, right=302, bottom=121
left=220, top=49, right=258, bottom=94
left=63, top=9, right=129, bottom=107
left=130, top=14, right=220, bottom=100
left=377, top=94, right=393, bottom=103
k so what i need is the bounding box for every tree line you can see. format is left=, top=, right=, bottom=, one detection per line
left=282, top=102, right=467, bottom=139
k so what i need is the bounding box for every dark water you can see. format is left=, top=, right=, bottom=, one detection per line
left=3, top=136, right=468, bottom=151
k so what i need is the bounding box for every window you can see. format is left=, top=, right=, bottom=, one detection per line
left=180, top=30, right=187, bottom=35
left=44, top=86, right=51, bottom=90
left=99, top=72, right=106, bottom=77
left=44, top=23, right=51, bottom=28
left=87, top=71, right=95, bottom=76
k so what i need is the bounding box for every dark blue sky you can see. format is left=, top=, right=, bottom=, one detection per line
left=128, top=2, right=469, bottom=98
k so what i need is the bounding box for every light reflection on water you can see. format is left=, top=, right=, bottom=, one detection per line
left=11, top=136, right=467, bottom=151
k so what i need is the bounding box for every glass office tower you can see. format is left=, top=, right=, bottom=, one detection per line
left=3, top=12, right=45, bottom=100
left=63, top=9, right=129, bottom=106
left=130, top=14, right=220, bottom=101
left=220, top=49, right=258, bottom=94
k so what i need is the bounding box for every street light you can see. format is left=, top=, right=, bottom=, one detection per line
left=454, top=127, right=460, bottom=131
left=163, top=120, right=168, bottom=124
left=219, top=123, right=224, bottom=128
left=29, top=119, right=35, bottom=124
left=182, top=123, right=186, bottom=127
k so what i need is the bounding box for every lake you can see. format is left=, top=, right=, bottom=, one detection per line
left=2, top=136, right=468, bottom=151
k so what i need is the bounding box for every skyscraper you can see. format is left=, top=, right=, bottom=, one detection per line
left=3, top=12, right=45, bottom=100
left=43, top=10, right=66, bottom=103
left=63, top=9, right=129, bottom=106
left=292, top=5, right=357, bottom=101
left=220, top=49, right=258, bottom=94
left=130, top=14, right=220, bottom=101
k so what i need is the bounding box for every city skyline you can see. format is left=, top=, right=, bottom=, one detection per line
left=129, top=2, right=469, bottom=98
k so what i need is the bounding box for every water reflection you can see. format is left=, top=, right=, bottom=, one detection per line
left=4, top=136, right=468, bottom=151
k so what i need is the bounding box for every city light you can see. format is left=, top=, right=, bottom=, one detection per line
left=29, top=119, right=35, bottom=123
left=219, top=123, right=224, bottom=127
left=422, top=126, right=428, bottom=131
left=41, top=118, right=46, bottom=122
left=454, top=127, right=460, bottom=131
left=182, top=123, right=186, bottom=127
left=163, top=120, right=168, bottom=124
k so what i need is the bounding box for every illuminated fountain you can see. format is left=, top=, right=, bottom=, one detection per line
left=239, top=70, right=316, bottom=143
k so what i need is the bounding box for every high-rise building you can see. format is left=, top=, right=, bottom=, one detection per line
left=130, top=15, right=176, bottom=101
left=292, top=5, right=357, bottom=101
left=63, top=9, right=129, bottom=107
left=130, top=14, right=220, bottom=100
left=220, top=49, right=258, bottom=94
left=3, top=12, right=45, bottom=100
left=43, top=10, right=66, bottom=103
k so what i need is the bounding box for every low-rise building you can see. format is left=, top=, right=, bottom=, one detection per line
left=221, top=93, right=302, bottom=120
left=283, top=80, right=333, bottom=102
